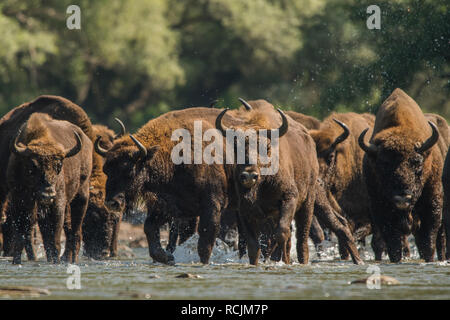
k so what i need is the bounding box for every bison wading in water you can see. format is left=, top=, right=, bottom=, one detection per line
left=359, top=88, right=448, bottom=262
left=7, top=113, right=92, bottom=264
left=215, top=105, right=319, bottom=265
left=0, top=95, right=95, bottom=257
left=95, top=107, right=249, bottom=264
left=83, top=121, right=126, bottom=259
left=308, top=112, right=381, bottom=259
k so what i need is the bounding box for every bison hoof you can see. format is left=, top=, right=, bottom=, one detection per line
left=151, top=248, right=175, bottom=265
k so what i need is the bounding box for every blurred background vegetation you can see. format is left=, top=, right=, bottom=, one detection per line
left=0, top=0, right=449, bottom=131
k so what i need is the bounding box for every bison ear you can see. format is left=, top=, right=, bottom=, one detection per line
left=308, top=130, right=319, bottom=142
left=145, top=145, right=160, bottom=161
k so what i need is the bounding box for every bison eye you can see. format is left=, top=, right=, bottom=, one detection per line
left=56, top=162, right=63, bottom=173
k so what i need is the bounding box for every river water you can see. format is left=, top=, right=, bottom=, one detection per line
left=0, top=232, right=449, bottom=300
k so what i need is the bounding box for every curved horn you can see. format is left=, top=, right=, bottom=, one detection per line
left=267, top=108, right=288, bottom=139
left=329, top=119, right=350, bottom=150
left=11, top=123, right=27, bottom=155
left=65, top=131, right=82, bottom=158
left=238, top=98, right=252, bottom=111
left=130, top=134, right=147, bottom=158
left=358, top=128, right=377, bottom=155
left=114, top=117, right=126, bottom=139
left=415, top=121, right=439, bottom=154
left=94, top=136, right=108, bottom=157
left=215, top=108, right=230, bottom=137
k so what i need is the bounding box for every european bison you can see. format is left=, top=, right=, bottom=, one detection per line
left=215, top=104, right=319, bottom=265
left=7, top=113, right=92, bottom=264
left=95, top=107, right=245, bottom=264
left=359, top=88, right=448, bottom=262
left=0, top=95, right=94, bottom=257
left=83, top=121, right=126, bottom=259
left=308, top=112, right=378, bottom=258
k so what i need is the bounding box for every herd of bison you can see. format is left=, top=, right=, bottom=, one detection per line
left=0, top=88, right=449, bottom=267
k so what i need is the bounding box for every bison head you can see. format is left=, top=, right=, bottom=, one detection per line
left=358, top=121, right=439, bottom=233
left=309, top=119, right=349, bottom=186
left=11, top=124, right=82, bottom=204
left=215, top=102, right=288, bottom=204
left=96, top=130, right=159, bottom=212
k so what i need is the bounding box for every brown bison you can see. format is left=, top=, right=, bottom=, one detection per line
left=234, top=100, right=363, bottom=264
left=7, top=113, right=92, bottom=264
left=308, top=112, right=379, bottom=258
left=0, top=95, right=94, bottom=257
left=215, top=104, right=319, bottom=265
left=95, top=107, right=246, bottom=264
left=82, top=121, right=126, bottom=259
left=359, top=88, right=448, bottom=262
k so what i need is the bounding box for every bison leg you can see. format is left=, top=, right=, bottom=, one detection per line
left=62, top=204, right=73, bottom=262
left=144, top=211, right=174, bottom=265
left=109, top=210, right=123, bottom=258
left=166, top=218, right=178, bottom=254
left=2, top=213, right=14, bottom=257
left=436, top=224, right=445, bottom=261
left=66, top=192, right=89, bottom=263
left=242, top=218, right=260, bottom=265
left=295, top=193, right=315, bottom=265
left=197, top=200, right=221, bottom=264
left=10, top=197, right=36, bottom=265
left=444, top=204, right=450, bottom=260
left=314, top=186, right=364, bottom=264
left=39, top=204, right=64, bottom=264
left=236, top=213, right=248, bottom=259
left=413, top=185, right=442, bottom=262
left=371, top=227, right=386, bottom=261
left=309, top=215, right=325, bottom=252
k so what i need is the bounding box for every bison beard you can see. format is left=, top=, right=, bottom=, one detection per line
left=359, top=88, right=447, bottom=263
left=7, top=113, right=92, bottom=264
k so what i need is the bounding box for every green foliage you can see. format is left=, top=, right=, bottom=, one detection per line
left=0, top=0, right=449, bottom=130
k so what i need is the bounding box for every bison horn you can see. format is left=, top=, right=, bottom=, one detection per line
left=65, top=131, right=83, bottom=158
left=215, top=108, right=230, bottom=137
left=330, top=119, right=350, bottom=150
left=358, top=128, right=377, bottom=155
left=238, top=98, right=253, bottom=111
left=114, top=118, right=126, bottom=139
left=267, top=109, right=288, bottom=139
left=94, top=136, right=108, bottom=157
left=130, top=134, right=147, bottom=158
left=11, top=124, right=28, bottom=155
left=415, top=121, right=439, bottom=154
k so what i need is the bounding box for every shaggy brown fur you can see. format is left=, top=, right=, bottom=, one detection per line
left=361, top=88, right=448, bottom=262
left=7, top=113, right=92, bottom=264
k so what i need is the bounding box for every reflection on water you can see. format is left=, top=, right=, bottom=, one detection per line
left=0, top=233, right=449, bottom=300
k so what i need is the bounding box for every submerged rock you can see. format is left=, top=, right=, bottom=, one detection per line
left=175, top=273, right=202, bottom=279
left=0, top=286, right=50, bottom=298
left=350, top=275, right=400, bottom=286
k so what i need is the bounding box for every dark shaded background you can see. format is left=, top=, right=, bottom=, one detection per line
left=0, top=0, right=449, bottom=130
